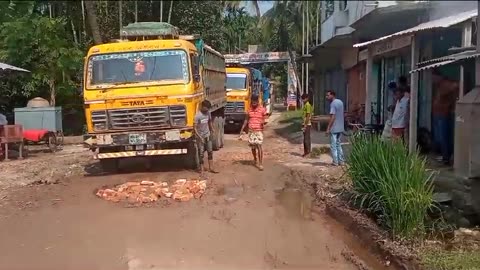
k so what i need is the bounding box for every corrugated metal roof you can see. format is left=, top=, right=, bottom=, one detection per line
left=410, top=60, right=457, bottom=73
left=353, top=9, right=477, bottom=48
left=417, top=50, right=478, bottom=66
left=410, top=51, right=480, bottom=73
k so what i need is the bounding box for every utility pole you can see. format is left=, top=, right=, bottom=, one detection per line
left=316, top=1, right=320, bottom=45
left=160, top=1, right=163, bottom=22
left=476, top=2, right=480, bottom=85
left=119, top=0, right=123, bottom=36
left=306, top=2, right=310, bottom=95
left=135, top=1, right=138, bottom=22
left=302, top=2, right=305, bottom=96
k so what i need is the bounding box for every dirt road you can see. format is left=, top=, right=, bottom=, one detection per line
left=0, top=112, right=385, bottom=270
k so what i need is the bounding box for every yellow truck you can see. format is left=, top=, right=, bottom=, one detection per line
left=83, top=22, right=226, bottom=171
left=224, top=65, right=263, bottom=128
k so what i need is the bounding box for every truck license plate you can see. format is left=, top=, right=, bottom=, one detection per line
left=129, top=133, right=147, bottom=145
left=165, top=130, right=180, bottom=141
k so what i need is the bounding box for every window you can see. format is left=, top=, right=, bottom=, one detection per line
left=226, top=73, right=247, bottom=90
left=87, top=50, right=189, bottom=88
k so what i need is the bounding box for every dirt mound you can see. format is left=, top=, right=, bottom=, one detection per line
left=96, top=179, right=207, bottom=204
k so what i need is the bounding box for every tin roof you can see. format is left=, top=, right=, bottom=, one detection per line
left=410, top=50, right=480, bottom=73
left=353, top=10, right=477, bottom=48
left=417, top=50, right=480, bottom=66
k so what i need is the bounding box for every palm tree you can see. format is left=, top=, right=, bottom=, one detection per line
left=224, top=1, right=261, bottom=17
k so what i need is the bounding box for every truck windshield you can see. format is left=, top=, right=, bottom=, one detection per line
left=226, top=73, right=247, bottom=91
left=86, top=50, right=189, bottom=88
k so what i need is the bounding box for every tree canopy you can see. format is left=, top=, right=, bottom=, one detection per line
left=0, top=0, right=318, bottom=134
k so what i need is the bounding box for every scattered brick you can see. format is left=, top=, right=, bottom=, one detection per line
left=95, top=179, right=207, bottom=204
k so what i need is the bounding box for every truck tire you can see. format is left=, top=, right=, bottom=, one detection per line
left=100, top=159, right=119, bottom=173
left=219, top=117, right=225, bottom=148
left=186, top=141, right=200, bottom=170
left=212, top=116, right=221, bottom=151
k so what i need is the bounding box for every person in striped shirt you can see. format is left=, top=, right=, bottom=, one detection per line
left=240, top=95, right=267, bottom=171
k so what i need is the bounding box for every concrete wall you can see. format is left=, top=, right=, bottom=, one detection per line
left=320, top=0, right=379, bottom=44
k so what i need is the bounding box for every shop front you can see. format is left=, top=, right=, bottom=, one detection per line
left=363, top=35, right=412, bottom=125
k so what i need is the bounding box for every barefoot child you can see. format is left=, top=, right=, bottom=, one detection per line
left=240, top=95, right=266, bottom=171
left=194, top=100, right=218, bottom=173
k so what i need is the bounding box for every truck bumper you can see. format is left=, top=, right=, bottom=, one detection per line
left=94, top=148, right=188, bottom=160
left=84, top=128, right=193, bottom=159
left=225, top=113, right=245, bottom=126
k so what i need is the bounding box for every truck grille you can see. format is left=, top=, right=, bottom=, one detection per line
left=225, top=101, right=245, bottom=113
left=91, top=105, right=187, bottom=131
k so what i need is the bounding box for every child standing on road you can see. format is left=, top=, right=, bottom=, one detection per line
left=240, top=95, right=267, bottom=171
left=194, top=100, right=218, bottom=173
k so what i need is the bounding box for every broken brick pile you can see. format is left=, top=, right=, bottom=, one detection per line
left=96, top=179, right=207, bottom=203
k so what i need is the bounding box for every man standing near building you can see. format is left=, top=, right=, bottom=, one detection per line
left=326, top=91, right=345, bottom=166
left=432, top=72, right=458, bottom=165
left=301, top=93, right=313, bottom=157
left=391, top=84, right=410, bottom=142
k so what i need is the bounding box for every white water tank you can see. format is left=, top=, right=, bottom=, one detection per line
left=27, top=97, right=50, bottom=108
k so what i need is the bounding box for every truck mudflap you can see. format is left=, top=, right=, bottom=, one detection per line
left=94, top=148, right=188, bottom=160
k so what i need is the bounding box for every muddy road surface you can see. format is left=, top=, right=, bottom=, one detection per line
left=0, top=112, right=385, bottom=270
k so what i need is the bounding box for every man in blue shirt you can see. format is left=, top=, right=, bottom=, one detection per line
left=326, top=90, right=345, bottom=166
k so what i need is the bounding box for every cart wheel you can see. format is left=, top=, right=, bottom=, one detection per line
left=47, top=133, right=58, bottom=153
left=56, top=131, right=64, bottom=147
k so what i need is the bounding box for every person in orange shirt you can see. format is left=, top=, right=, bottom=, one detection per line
left=240, top=95, right=267, bottom=171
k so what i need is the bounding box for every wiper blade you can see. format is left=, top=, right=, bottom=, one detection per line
left=112, top=81, right=139, bottom=85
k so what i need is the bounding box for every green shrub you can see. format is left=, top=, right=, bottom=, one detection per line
left=347, top=134, right=434, bottom=239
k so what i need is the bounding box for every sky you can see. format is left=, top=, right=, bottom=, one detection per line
left=241, top=1, right=274, bottom=16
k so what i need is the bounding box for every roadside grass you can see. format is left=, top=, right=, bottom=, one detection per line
left=275, top=110, right=303, bottom=136
left=347, top=134, right=434, bottom=240
left=310, top=145, right=330, bottom=158
left=421, top=247, right=480, bottom=270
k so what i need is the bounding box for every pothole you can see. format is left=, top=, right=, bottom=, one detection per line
left=274, top=182, right=313, bottom=220
left=95, top=179, right=207, bottom=205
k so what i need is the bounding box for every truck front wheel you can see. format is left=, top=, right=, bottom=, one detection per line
left=212, top=116, right=224, bottom=151
left=186, top=141, right=200, bottom=171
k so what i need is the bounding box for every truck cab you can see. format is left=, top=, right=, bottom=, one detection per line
left=83, top=22, right=226, bottom=171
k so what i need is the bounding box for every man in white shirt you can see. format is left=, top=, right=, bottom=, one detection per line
left=391, top=88, right=410, bottom=141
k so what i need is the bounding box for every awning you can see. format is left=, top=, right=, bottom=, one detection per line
left=353, top=9, right=477, bottom=48
left=416, top=50, right=480, bottom=66
left=410, top=50, right=480, bottom=73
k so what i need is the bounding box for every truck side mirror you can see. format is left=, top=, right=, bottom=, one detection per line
left=191, top=54, right=200, bottom=83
